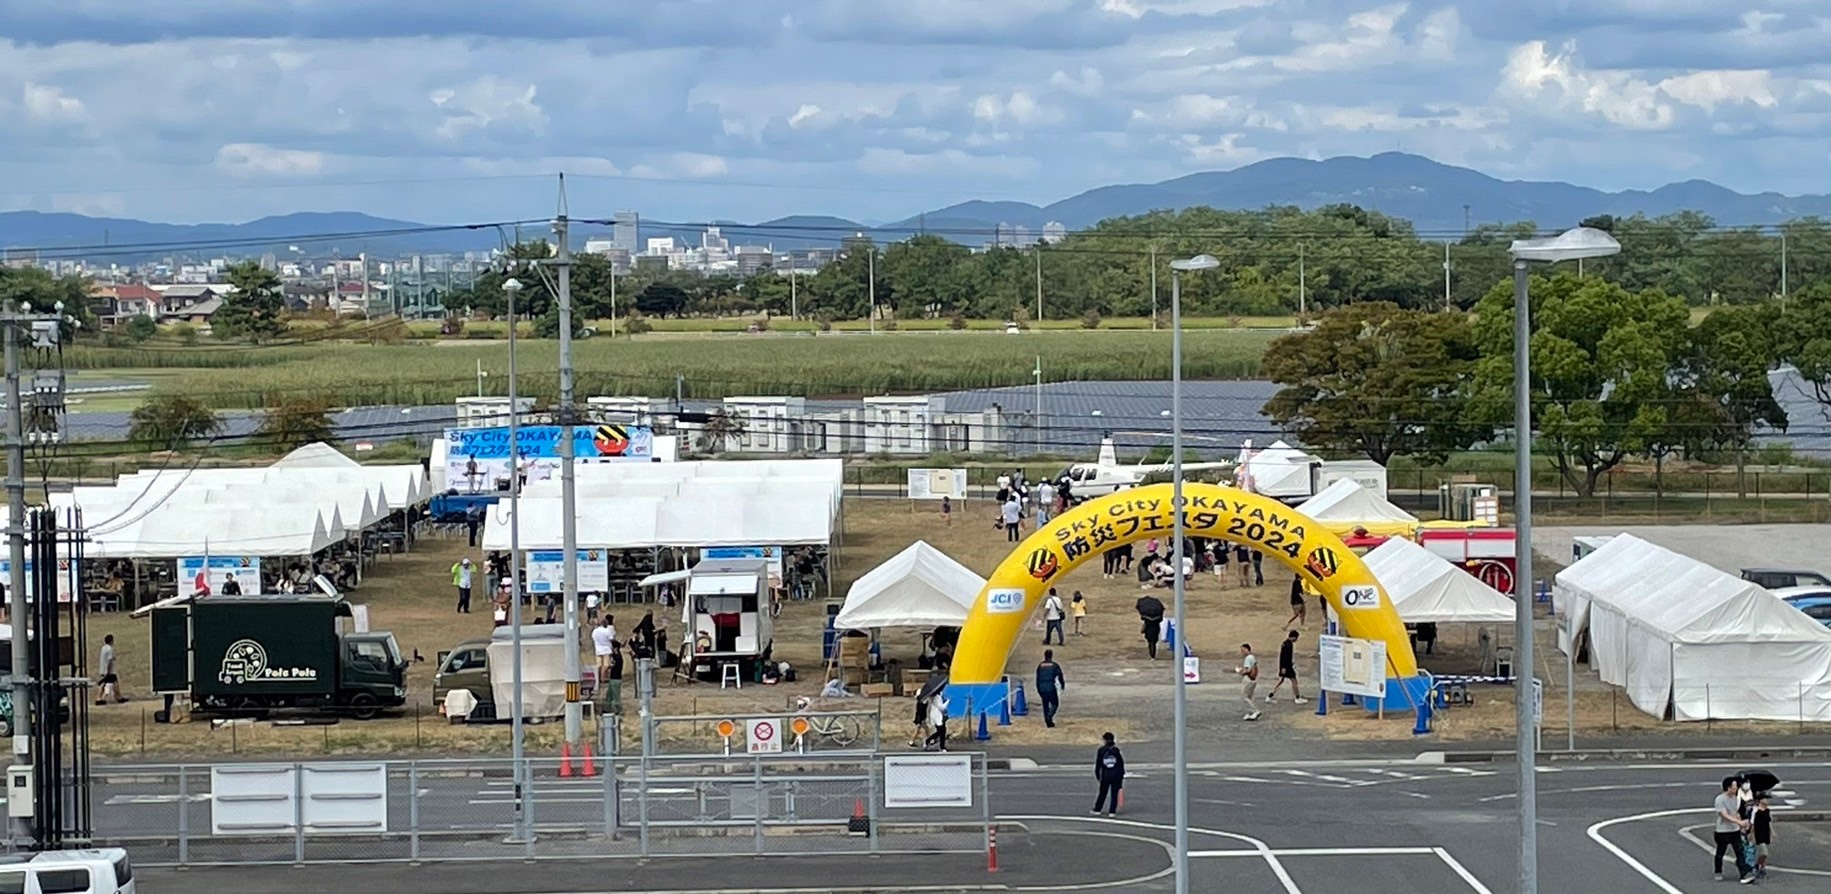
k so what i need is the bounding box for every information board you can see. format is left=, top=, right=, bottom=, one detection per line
left=179, top=556, right=262, bottom=595
left=1318, top=633, right=1387, bottom=699
left=906, top=468, right=969, bottom=500
left=883, top=754, right=974, bottom=808
left=525, top=550, right=610, bottom=594
left=444, top=424, right=653, bottom=493
left=746, top=717, right=783, bottom=754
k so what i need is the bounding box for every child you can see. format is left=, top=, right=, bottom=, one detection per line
left=940, top=496, right=952, bottom=526
left=1071, top=591, right=1088, bottom=636
left=1751, top=792, right=1771, bottom=880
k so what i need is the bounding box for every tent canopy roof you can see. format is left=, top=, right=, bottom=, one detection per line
left=1557, top=534, right=1831, bottom=644
left=835, top=541, right=984, bottom=630
left=1363, top=537, right=1514, bottom=624
left=1294, top=479, right=1418, bottom=531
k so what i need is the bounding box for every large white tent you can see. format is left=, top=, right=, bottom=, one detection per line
left=834, top=541, right=984, bottom=630
left=481, top=489, right=834, bottom=551
left=1363, top=537, right=1514, bottom=624
left=1235, top=440, right=1320, bottom=499
left=1556, top=534, right=1831, bottom=722
left=1294, top=479, right=1419, bottom=538
left=88, top=502, right=338, bottom=559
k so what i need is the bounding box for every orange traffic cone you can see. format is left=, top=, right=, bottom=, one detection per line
left=581, top=742, right=597, bottom=778
left=847, top=797, right=870, bottom=834
left=560, top=742, right=574, bottom=777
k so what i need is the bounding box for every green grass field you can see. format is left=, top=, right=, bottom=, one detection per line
left=68, top=327, right=1281, bottom=409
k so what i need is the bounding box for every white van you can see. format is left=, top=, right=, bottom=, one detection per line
left=0, top=849, right=135, bottom=894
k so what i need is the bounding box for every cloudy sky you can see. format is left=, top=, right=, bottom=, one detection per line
left=1, top=0, right=1827, bottom=226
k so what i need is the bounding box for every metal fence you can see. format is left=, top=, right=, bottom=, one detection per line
left=88, top=752, right=990, bottom=867
left=642, top=707, right=887, bottom=757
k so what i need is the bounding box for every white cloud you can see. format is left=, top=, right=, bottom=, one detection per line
left=429, top=75, right=548, bottom=140
left=1500, top=41, right=1673, bottom=129
left=1657, top=70, right=1778, bottom=112
left=22, top=83, right=85, bottom=122
left=214, top=143, right=326, bottom=177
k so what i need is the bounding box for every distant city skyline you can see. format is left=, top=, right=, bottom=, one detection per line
left=1, top=3, right=1826, bottom=226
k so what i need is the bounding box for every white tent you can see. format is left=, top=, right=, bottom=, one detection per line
left=272, top=442, right=362, bottom=470
left=1363, top=537, right=1514, bottom=624
left=835, top=542, right=984, bottom=630
left=1236, top=440, right=1319, bottom=499
left=1294, top=479, right=1419, bottom=537
left=483, top=488, right=835, bottom=551
left=1556, top=534, right=1831, bottom=722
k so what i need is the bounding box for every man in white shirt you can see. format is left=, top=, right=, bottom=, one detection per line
left=1002, top=497, right=1023, bottom=542
left=1235, top=644, right=1261, bottom=721
left=1042, top=588, right=1066, bottom=645
left=96, top=634, right=124, bottom=704
left=1712, top=775, right=1753, bottom=882
left=592, top=615, right=617, bottom=684
left=1036, top=480, right=1056, bottom=524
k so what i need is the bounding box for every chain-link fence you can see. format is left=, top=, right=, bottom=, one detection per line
left=642, top=707, right=886, bottom=757
left=88, top=751, right=989, bottom=866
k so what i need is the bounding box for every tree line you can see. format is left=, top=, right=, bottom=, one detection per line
left=1260, top=274, right=1831, bottom=496
left=445, top=206, right=1831, bottom=323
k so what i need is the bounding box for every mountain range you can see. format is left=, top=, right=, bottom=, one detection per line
left=6, top=152, right=1830, bottom=262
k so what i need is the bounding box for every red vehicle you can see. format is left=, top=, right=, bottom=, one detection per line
left=1418, top=528, right=1518, bottom=596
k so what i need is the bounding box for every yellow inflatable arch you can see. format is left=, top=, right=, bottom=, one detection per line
left=949, top=483, right=1420, bottom=704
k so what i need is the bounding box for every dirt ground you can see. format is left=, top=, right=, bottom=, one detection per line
left=83, top=497, right=1831, bottom=758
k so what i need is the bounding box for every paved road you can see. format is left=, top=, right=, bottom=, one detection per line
left=119, top=755, right=1829, bottom=893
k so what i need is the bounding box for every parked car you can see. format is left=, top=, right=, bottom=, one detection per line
left=1742, top=568, right=1831, bottom=590
left=1771, top=589, right=1831, bottom=629
left=0, top=848, right=136, bottom=893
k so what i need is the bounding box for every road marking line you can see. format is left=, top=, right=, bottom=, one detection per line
left=1585, top=807, right=1698, bottom=894
left=999, top=814, right=1299, bottom=894
left=1192, top=847, right=1436, bottom=857
left=1433, top=848, right=1495, bottom=894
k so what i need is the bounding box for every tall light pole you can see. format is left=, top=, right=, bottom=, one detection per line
left=501, top=275, right=529, bottom=843
left=1167, top=253, right=1219, bottom=894
left=554, top=208, right=583, bottom=750
left=1504, top=226, right=1620, bottom=894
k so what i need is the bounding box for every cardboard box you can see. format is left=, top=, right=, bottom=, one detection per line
left=860, top=683, right=894, bottom=698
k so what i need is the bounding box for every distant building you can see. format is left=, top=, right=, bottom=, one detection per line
left=734, top=246, right=773, bottom=275
left=612, top=211, right=640, bottom=254
left=646, top=237, right=677, bottom=256
left=1042, top=222, right=1067, bottom=244
left=702, top=226, right=729, bottom=254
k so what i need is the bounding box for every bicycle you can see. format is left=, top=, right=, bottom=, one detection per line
left=792, top=701, right=863, bottom=749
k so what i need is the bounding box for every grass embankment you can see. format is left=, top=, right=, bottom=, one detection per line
left=65, top=329, right=1279, bottom=410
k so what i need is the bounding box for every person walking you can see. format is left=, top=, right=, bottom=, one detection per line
left=1265, top=630, right=1307, bottom=704
left=1135, top=595, right=1165, bottom=660
left=1750, top=790, right=1771, bottom=880
left=1092, top=732, right=1125, bottom=817
left=940, top=496, right=952, bottom=526
left=592, top=615, right=616, bottom=690
left=95, top=634, right=125, bottom=705
left=1285, top=575, right=1308, bottom=628
left=1042, top=588, right=1066, bottom=645
left=1233, top=543, right=1252, bottom=587
left=1071, top=591, right=1088, bottom=636
left=925, top=692, right=951, bottom=752
left=465, top=503, right=484, bottom=547
left=1251, top=549, right=1264, bottom=586
left=451, top=557, right=474, bottom=614
left=909, top=692, right=931, bottom=748
left=1036, top=479, right=1056, bottom=525
left=1712, top=776, right=1754, bottom=883
left=1001, top=496, right=1023, bottom=542
left=1234, top=643, right=1262, bottom=721
left=1036, top=649, right=1066, bottom=728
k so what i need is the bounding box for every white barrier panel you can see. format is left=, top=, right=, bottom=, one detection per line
left=882, top=754, right=973, bottom=809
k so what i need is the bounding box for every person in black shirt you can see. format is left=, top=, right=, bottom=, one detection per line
left=1093, top=732, right=1125, bottom=817
left=1752, top=792, right=1772, bottom=879
left=1285, top=576, right=1308, bottom=628
left=1035, top=650, right=1066, bottom=728
left=1266, top=629, right=1307, bottom=704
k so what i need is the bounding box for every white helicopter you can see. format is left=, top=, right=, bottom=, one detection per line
left=1054, top=432, right=1237, bottom=496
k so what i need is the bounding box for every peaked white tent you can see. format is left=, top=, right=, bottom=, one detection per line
left=1294, top=479, right=1419, bottom=538
left=1556, top=534, right=1831, bottom=722
left=272, top=442, right=362, bottom=470
left=835, top=541, right=984, bottom=630
left=1235, top=440, right=1320, bottom=500
left=1363, top=537, right=1514, bottom=624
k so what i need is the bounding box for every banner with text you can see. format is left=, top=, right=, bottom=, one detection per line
left=180, top=556, right=263, bottom=595
left=0, top=558, right=77, bottom=603
left=444, top=424, right=653, bottom=493
left=1318, top=633, right=1387, bottom=699
left=524, top=549, right=611, bottom=594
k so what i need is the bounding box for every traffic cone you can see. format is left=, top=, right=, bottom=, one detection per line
left=975, top=710, right=992, bottom=741
left=1011, top=682, right=1029, bottom=717
left=560, top=742, right=574, bottom=778
left=581, top=742, right=597, bottom=777
left=998, top=695, right=1012, bottom=727
left=847, top=797, right=870, bottom=834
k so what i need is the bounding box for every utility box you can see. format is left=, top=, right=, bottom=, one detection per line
left=7, top=764, right=33, bottom=818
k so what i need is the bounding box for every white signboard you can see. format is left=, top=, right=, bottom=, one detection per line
left=703, top=546, right=784, bottom=577
left=210, top=764, right=388, bottom=836
left=1182, top=656, right=1201, bottom=684
left=985, top=588, right=1027, bottom=614
left=746, top=718, right=783, bottom=754
left=525, top=550, right=610, bottom=594
left=0, top=558, right=76, bottom=603
left=1318, top=633, right=1388, bottom=699
left=907, top=468, right=969, bottom=500
left=1531, top=678, right=1544, bottom=726
left=883, top=754, right=974, bottom=809
left=179, top=556, right=262, bottom=595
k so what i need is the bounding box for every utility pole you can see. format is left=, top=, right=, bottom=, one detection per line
left=1298, top=244, right=1307, bottom=316
left=1149, top=245, right=1158, bottom=330
left=1782, top=232, right=1789, bottom=300
left=1033, top=356, right=1042, bottom=455
left=790, top=267, right=798, bottom=321
left=1034, top=247, right=1043, bottom=322
left=1444, top=241, right=1452, bottom=310
left=608, top=267, right=617, bottom=337
left=554, top=183, right=584, bottom=752
left=4, top=300, right=63, bottom=849
left=500, top=273, right=527, bottom=843
left=867, top=249, right=876, bottom=333
left=475, top=359, right=486, bottom=397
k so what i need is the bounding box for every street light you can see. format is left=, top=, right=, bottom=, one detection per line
left=1503, top=227, right=1619, bottom=894
left=1166, top=253, right=1218, bottom=894
left=499, top=275, right=531, bottom=843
